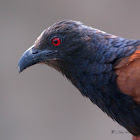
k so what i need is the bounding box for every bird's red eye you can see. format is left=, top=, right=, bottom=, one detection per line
left=52, top=38, right=61, bottom=46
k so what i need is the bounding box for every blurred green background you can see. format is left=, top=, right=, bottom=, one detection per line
left=1, top=0, right=140, bottom=140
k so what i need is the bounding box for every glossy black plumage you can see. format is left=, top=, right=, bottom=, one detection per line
left=18, top=20, right=140, bottom=136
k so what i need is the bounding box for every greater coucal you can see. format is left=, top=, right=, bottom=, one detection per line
left=18, top=20, right=140, bottom=139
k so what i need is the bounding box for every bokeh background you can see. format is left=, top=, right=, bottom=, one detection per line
left=1, top=0, right=140, bottom=140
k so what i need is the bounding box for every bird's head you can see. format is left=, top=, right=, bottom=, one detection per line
left=18, top=20, right=93, bottom=73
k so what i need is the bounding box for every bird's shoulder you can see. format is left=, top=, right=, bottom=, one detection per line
left=115, top=45, right=140, bottom=102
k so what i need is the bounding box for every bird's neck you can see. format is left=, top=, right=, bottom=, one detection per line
left=57, top=36, right=140, bottom=135
left=61, top=60, right=140, bottom=135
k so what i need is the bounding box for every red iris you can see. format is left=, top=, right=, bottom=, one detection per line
left=52, top=38, right=61, bottom=46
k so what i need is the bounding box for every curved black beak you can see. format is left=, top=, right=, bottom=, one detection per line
left=18, top=46, right=57, bottom=73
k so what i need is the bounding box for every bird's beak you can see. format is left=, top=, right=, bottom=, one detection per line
left=18, top=45, right=57, bottom=73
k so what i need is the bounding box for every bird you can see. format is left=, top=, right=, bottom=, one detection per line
left=18, top=20, right=140, bottom=139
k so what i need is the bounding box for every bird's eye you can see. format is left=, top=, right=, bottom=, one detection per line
left=52, top=37, right=61, bottom=46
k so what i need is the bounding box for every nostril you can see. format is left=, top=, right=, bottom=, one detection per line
left=32, top=49, right=39, bottom=54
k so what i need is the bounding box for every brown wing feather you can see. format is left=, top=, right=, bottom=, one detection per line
left=132, top=135, right=140, bottom=140
left=115, top=46, right=140, bottom=102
